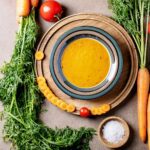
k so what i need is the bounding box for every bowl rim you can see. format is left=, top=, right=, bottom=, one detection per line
left=57, top=34, right=115, bottom=91
left=53, top=29, right=119, bottom=94
left=50, top=26, right=123, bottom=100
left=97, top=116, right=130, bottom=148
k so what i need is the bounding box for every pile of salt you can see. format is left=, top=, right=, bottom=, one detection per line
left=102, top=120, right=125, bottom=144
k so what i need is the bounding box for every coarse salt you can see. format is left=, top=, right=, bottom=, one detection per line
left=102, top=120, right=125, bottom=144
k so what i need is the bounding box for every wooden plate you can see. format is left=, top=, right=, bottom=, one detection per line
left=50, top=26, right=123, bottom=99
left=35, top=14, right=138, bottom=115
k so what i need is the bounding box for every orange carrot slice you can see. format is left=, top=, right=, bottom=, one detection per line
left=59, top=102, right=67, bottom=110
left=66, top=104, right=76, bottom=112
left=37, top=76, right=46, bottom=83
left=46, top=93, right=54, bottom=101
left=35, top=51, right=44, bottom=61
left=51, top=97, right=58, bottom=106
left=91, top=108, right=98, bottom=115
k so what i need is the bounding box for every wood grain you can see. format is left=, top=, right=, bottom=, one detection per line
left=35, top=14, right=138, bottom=115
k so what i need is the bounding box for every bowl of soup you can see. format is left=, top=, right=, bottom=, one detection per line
left=50, top=26, right=123, bottom=100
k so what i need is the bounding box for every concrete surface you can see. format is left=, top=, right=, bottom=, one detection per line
left=0, top=0, right=148, bottom=150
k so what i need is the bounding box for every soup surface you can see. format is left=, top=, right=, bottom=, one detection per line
left=61, top=38, right=110, bottom=88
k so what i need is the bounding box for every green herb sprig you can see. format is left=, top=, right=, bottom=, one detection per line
left=0, top=9, right=95, bottom=150
left=109, top=0, right=150, bottom=68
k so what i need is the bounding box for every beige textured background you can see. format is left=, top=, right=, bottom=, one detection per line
left=0, top=0, right=148, bottom=150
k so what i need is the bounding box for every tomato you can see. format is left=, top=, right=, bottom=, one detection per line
left=80, top=107, right=91, bottom=117
left=40, top=0, right=63, bottom=22
left=148, top=23, right=150, bottom=34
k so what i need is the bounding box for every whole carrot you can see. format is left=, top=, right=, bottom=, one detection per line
left=147, top=94, right=150, bottom=149
left=31, top=0, right=39, bottom=7
left=108, top=0, right=150, bottom=145
left=137, top=68, right=150, bottom=142
left=16, top=0, right=30, bottom=17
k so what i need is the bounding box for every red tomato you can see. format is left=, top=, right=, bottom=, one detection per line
left=148, top=23, right=150, bottom=34
left=40, top=0, right=63, bottom=22
left=80, top=107, right=91, bottom=117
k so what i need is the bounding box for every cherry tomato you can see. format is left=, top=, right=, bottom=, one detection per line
left=80, top=107, right=91, bottom=117
left=148, top=23, right=150, bottom=34
left=40, top=0, right=63, bottom=22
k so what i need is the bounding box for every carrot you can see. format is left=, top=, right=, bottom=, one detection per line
left=16, top=0, right=30, bottom=17
left=147, top=94, right=150, bottom=149
left=31, top=0, right=39, bottom=7
left=137, top=68, right=150, bottom=142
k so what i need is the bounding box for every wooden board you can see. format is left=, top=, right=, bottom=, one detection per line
left=35, top=14, right=138, bottom=115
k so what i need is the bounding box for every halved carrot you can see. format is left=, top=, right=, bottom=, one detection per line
left=31, top=0, right=39, bottom=7
left=16, top=0, right=30, bottom=17
left=147, top=94, right=150, bottom=149
left=137, top=68, right=150, bottom=142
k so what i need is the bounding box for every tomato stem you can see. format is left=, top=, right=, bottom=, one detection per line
left=54, top=14, right=60, bottom=21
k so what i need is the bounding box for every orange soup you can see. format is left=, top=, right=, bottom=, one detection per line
left=61, top=38, right=110, bottom=88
